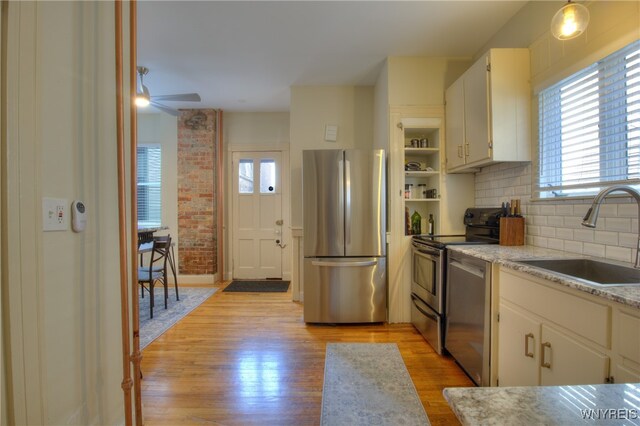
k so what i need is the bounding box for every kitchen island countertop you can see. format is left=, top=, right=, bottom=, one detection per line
left=448, top=244, right=640, bottom=309
left=443, top=383, right=640, bottom=425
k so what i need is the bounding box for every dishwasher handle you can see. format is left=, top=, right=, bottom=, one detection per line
left=449, top=259, right=486, bottom=279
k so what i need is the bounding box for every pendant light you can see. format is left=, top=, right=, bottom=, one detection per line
left=135, top=66, right=151, bottom=107
left=551, top=0, right=590, bottom=40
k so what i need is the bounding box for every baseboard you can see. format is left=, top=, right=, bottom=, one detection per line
left=177, top=273, right=217, bottom=285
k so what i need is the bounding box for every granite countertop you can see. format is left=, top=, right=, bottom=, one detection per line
left=448, top=245, right=640, bottom=309
left=444, top=383, right=640, bottom=425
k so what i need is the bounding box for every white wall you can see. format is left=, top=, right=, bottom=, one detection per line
left=3, top=1, right=126, bottom=424
left=474, top=1, right=640, bottom=262
left=223, top=112, right=290, bottom=280
left=387, top=57, right=472, bottom=107
left=290, top=86, right=374, bottom=227
left=224, top=112, right=290, bottom=146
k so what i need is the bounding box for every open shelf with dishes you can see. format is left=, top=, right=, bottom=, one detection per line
left=403, top=126, right=442, bottom=236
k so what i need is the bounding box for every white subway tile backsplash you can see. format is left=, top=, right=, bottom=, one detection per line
left=540, top=226, right=556, bottom=237
left=597, top=204, right=617, bottom=217
left=540, top=205, right=556, bottom=216
left=556, top=228, right=574, bottom=240
left=594, top=231, right=618, bottom=246
left=528, top=205, right=541, bottom=215
left=533, top=216, right=548, bottom=226
left=617, top=203, right=637, bottom=217
left=605, top=245, right=633, bottom=263
left=618, top=233, right=637, bottom=248
left=605, top=217, right=632, bottom=232
left=583, top=243, right=606, bottom=258
left=547, top=238, right=564, bottom=251
left=526, top=225, right=541, bottom=236
left=474, top=162, right=637, bottom=264
left=564, top=240, right=583, bottom=254
left=555, top=205, right=573, bottom=216
left=547, top=216, right=564, bottom=227
left=532, top=236, right=549, bottom=247
left=571, top=228, right=595, bottom=243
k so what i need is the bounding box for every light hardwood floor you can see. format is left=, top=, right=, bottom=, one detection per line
left=140, top=284, right=473, bottom=425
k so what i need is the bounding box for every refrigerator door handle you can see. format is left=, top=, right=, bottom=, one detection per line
left=345, top=158, right=351, bottom=245
left=311, top=260, right=377, bottom=267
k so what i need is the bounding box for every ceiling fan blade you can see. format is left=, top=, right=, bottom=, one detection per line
left=150, top=101, right=180, bottom=117
left=150, top=93, right=201, bottom=102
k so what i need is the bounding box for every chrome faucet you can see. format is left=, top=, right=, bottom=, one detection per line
left=582, top=185, right=640, bottom=268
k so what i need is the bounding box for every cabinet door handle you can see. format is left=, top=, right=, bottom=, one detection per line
left=524, top=333, right=534, bottom=358
left=457, top=145, right=463, bottom=158
left=541, top=341, right=551, bottom=368
left=464, top=143, right=470, bottom=157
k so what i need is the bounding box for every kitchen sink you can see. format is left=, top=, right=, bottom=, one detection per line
left=515, top=258, right=640, bottom=286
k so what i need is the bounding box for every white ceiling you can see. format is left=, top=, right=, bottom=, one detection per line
left=138, top=1, right=528, bottom=113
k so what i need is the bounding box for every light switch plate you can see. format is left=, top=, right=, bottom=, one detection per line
left=325, top=125, right=338, bottom=142
left=43, top=197, right=68, bottom=231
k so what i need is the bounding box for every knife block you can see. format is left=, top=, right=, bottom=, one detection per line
left=499, top=217, right=525, bottom=246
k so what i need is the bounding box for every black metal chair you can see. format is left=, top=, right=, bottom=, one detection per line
left=138, top=235, right=172, bottom=318
left=153, top=235, right=179, bottom=301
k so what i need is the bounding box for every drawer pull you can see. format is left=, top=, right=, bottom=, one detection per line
left=524, top=333, right=534, bottom=358
left=541, top=342, right=552, bottom=368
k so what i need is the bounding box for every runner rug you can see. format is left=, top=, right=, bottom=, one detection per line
left=321, top=343, right=431, bottom=426
left=139, top=286, right=217, bottom=349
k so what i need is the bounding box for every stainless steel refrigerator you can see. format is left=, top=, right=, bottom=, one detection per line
left=303, top=149, right=386, bottom=323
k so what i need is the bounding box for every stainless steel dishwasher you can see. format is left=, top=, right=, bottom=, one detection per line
left=445, top=251, right=491, bottom=386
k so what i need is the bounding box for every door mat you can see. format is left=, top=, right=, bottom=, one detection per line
left=223, top=280, right=290, bottom=292
left=321, top=343, right=430, bottom=426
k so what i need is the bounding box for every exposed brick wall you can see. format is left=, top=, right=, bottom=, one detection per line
left=177, top=109, right=217, bottom=275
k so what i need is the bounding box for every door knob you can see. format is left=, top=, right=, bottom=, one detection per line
left=275, top=219, right=283, bottom=226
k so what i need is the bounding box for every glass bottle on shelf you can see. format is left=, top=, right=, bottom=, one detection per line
left=411, top=211, right=422, bottom=235
left=428, top=214, right=435, bottom=235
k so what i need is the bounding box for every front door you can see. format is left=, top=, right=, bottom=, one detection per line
left=232, top=152, right=283, bottom=279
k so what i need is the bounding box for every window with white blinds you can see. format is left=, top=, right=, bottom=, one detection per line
left=137, top=145, right=162, bottom=227
left=537, top=39, right=640, bottom=199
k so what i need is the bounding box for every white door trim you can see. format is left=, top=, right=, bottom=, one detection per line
left=3, top=3, right=46, bottom=423
left=226, top=144, right=291, bottom=285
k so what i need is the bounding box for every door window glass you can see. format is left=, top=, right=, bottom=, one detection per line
left=260, top=159, right=276, bottom=193
left=239, top=159, right=254, bottom=193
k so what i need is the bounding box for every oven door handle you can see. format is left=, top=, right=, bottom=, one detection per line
left=411, top=295, right=439, bottom=322
left=412, top=247, right=440, bottom=261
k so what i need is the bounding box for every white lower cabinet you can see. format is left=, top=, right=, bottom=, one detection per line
left=539, top=324, right=609, bottom=386
left=498, top=302, right=610, bottom=386
left=498, top=268, right=612, bottom=387
left=614, top=309, right=640, bottom=382
left=498, top=302, right=540, bottom=386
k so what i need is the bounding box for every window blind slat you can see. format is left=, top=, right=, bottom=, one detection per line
left=537, top=40, right=640, bottom=199
left=137, top=145, right=162, bottom=226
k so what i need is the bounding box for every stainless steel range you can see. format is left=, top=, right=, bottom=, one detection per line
left=410, top=208, right=501, bottom=357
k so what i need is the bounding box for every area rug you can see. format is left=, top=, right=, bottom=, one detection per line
left=223, top=280, right=290, bottom=292
left=139, top=286, right=217, bottom=349
left=321, top=343, right=430, bottom=426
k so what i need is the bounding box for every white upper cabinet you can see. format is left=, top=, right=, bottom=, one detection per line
left=446, top=48, right=531, bottom=172
left=444, top=78, right=465, bottom=170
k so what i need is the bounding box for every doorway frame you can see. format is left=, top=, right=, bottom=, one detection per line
left=226, top=143, right=291, bottom=287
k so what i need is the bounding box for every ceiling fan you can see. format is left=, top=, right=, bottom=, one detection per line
left=135, top=66, right=201, bottom=116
